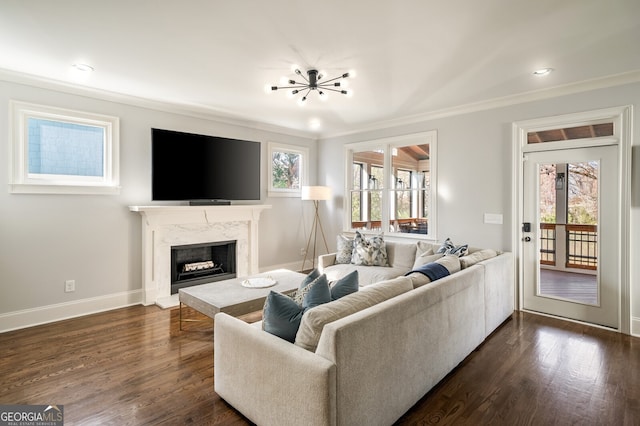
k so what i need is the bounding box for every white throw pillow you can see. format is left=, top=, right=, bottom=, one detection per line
left=412, top=251, right=444, bottom=269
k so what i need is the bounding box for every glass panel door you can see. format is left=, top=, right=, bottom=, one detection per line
left=522, top=146, right=618, bottom=329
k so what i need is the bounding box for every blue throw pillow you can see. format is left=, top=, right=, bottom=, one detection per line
left=301, top=274, right=331, bottom=310
left=262, top=291, right=305, bottom=343
left=301, top=268, right=321, bottom=288
left=263, top=273, right=331, bottom=342
left=291, top=269, right=321, bottom=305
left=330, top=270, right=359, bottom=300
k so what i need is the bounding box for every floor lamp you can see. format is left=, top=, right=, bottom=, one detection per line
left=301, top=186, right=332, bottom=271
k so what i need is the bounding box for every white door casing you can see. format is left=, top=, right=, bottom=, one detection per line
left=512, top=106, right=632, bottom=334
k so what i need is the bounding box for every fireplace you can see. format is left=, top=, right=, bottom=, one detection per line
left=171, top=240, right=237, bottom=294
left=130, top=205, right=270, bottom=307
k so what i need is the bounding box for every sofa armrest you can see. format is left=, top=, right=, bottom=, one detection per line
left=214, top=313, right=337, bottom=426
left=318, top=253, right=337, bottom=273
left=479, top=252, right=515, bottom=336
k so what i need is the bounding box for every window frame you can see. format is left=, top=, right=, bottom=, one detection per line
left=344, top=131, right=437, bottom=240
left=9, top=101, right=120, bottom=195
left=267, top=142, right=309, bottom=198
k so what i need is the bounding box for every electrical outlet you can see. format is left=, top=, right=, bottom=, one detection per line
left=300, top=248, right=307, bottom=256
left=65, top=280, right=76, bottom=293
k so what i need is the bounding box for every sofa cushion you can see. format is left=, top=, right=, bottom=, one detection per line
left=460, top=249, right=498, bottom=269
left=412, top=251, right=444, bottom=269
left=335, top=234, right=354, bottom=264
left=323, top=263, right=407, bottom=287
left=351, top=231, right=388, bottom=266
left=295, top=276, right=413, bottom=352
left=405, top=255, right=462, bottom=288
left=416, top=240, right=439, bottom=255
left=387, top=241, right=417, bottom=270
left=330, top=270, right=359, bottom=300
left=436, top=255, right=462, bottom=274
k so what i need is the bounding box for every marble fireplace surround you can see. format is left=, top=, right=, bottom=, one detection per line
left=130, top=205, right=271, bottom=308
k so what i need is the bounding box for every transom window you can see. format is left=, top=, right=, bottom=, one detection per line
left=9, top=101, right=120, bottom=194
left=345, top=131, right=437, bottom=238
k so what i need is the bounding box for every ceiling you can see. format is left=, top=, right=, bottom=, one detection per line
left=1, top=0, right=639, bottom=137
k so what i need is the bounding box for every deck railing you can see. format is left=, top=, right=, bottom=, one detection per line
left=540, top=223, right=556, bottom=265
left=539, top=223, right=597, bottom=270
left=566, top=224, right=598, bottom=270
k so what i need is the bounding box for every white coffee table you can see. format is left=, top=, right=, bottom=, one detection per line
left=178, top=269, right=306, bottom=328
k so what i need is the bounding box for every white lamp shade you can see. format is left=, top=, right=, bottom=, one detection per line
left=301, top=186, right=332, bottom=201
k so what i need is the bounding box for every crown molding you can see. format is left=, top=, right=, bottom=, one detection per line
left=3, top=67, right=639, bottom=142
left=0, top=68, right=317, bottom=140
left=320, top=69, right=640, bottom=139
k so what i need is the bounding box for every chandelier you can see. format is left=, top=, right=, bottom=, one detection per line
left=269, top=68, right=352, bottom=103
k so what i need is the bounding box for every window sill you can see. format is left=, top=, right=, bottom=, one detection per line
left=9, top=183, right=121, bottom=195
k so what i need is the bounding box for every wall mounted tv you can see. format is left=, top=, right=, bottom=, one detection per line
left=151, top=128, right=261, bottom=204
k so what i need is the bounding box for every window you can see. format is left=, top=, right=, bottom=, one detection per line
left=267, top=142, right=309, bottom=197
left=9, top=101, right=120, bottom=194
left=345, top=131, right=437, bottom=238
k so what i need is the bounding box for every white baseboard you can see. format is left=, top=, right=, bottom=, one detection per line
left=1, top=263, right=307, bottom=333
left=0, top=290, right=143, bottom=333
left=632, top=317, right=640, bottom=337
left=261, top=261, right=306, bottom=273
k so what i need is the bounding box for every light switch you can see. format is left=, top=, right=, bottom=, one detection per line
left=484, top=213, right=503, bottom=225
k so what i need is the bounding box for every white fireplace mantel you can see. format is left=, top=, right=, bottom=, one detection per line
left=130, top=204, right=271, bottom=307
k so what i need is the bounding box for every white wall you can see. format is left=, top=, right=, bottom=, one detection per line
left=318, top=82, right=640, bottom=335
left=0, top=79, right=317, bottom=331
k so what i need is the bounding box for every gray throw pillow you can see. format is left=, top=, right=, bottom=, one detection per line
left=335, top=234, right=354, bottom=264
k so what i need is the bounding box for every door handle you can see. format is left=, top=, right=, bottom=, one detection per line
left=523, top=236, right=531, bottom=242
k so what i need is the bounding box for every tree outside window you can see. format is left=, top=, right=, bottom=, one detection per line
left=268, top=142, right=308, bottom=197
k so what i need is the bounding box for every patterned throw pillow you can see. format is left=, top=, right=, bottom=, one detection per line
left=436, top=238, right=455, bottom=254
left=436, top=238, right=468, bottom=257
left=350, top=231, right=389, bottom=266
left=447, top=244, right=469, bottom=257
left=335, top=234, right=354, bottom=264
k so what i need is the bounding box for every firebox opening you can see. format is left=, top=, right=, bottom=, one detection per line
left=170, top=240, right=237, bottom=294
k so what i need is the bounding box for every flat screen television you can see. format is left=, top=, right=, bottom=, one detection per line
left=151, top=128, right=261, bottom=204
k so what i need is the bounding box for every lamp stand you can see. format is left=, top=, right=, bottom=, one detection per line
left=302, top=200, right=329, bottom=271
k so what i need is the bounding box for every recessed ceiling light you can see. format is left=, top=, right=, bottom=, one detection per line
left=533, top=68, right=553, bottom=76
left=309, top=118, right=321, bottom=130
left=72, top=63, right=94, bottom=72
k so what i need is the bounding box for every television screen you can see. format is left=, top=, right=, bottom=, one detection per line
left=151, top=128, right=261, bottom=202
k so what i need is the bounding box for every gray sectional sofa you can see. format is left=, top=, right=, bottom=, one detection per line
left=213, top=239, right=514, bottom=426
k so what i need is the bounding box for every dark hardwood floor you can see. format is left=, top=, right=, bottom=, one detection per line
left=1, top=306, right=638, bottom=425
